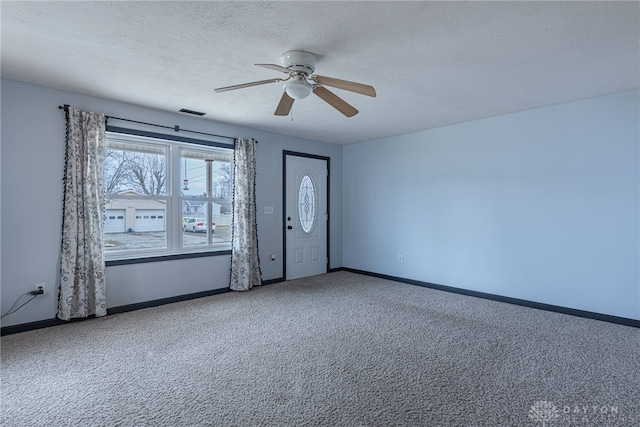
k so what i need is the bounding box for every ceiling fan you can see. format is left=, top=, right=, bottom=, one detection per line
left=214, top=50, right=376, bottom=117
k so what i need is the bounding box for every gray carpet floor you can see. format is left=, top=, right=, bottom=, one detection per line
left=1, top=271, right=639, bottom=426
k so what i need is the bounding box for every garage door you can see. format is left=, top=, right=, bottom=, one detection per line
left=104, top=210, right=125, bottom=233
left=135, top=209, right=165, bottom=232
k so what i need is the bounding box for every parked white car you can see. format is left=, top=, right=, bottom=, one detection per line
left=184, top=217, right=216, bottom=233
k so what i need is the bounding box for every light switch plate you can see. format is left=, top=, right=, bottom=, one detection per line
left=264, top=206, right=275, bottom=215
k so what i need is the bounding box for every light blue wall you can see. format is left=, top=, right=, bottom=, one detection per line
left=0, top=79, right=342, bottom=327
left=343, top=90, right=639, bottom=320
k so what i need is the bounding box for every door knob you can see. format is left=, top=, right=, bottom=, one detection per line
left=287, top=225, right=293, bottom=230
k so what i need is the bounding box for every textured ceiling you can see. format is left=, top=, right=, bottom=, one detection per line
left=1, top=1, right=638, bottom=145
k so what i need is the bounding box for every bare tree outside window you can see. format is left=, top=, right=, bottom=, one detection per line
left=104, top=149, right=131, bottom=195
left=104, top=148, right=166, bottom=195
left=127, top=152, right=166, bottom=195
left=214, top=162, right=232, bottom=198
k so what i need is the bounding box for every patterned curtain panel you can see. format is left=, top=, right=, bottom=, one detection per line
left=230, top=138, right=262, bottom=291
left=58, top=107, right=107, bottom=320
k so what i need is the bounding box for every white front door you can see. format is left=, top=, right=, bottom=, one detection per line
left=285, top=153, right=328, bottom=280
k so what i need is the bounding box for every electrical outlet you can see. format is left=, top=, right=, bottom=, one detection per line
left=35, top=282, right=45, bottom=295
left=397, top=254, right=403, bottom=263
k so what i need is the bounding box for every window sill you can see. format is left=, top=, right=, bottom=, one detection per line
left=105, top=250, right=232, bottom=266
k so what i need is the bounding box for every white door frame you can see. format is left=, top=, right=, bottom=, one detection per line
left=283, top=151, right=330, bottom=280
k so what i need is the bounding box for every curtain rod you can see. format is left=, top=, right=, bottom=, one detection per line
left=58, top=104, right=256, bottom=143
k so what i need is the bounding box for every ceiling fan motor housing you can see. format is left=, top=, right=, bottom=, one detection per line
left=281, top=50, right=317, bottom=75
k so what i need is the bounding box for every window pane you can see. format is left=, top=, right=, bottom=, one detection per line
left=298, top=175, right=316, bottom=233
left=181, top=200, right=232, bottom=249
left=105, top=142, right=167, bottom=196
left=181, top=148, right=232, bottom=250
left=104, top=199, right=167, bottom=252
left=181, top=149, right=232, bottom=198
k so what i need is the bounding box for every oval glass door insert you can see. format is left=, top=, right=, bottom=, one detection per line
left=298, top=175, right=316, bottom=233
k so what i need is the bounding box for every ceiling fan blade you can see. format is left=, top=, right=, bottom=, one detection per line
left=274, top=92, right=294, bottom=116
left=314, top=75, right=376, bottom=97
left=255, top=63, right=292, bottom=74
left=313, top=85, right=359, bottom=117
left=214, top=78, right=281, bottom=93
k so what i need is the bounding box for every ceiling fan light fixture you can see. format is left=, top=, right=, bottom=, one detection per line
left=284, top=77, right=312, bottom=100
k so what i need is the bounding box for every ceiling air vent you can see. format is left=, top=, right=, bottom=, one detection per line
left=179, top=108, right=206, bottom=116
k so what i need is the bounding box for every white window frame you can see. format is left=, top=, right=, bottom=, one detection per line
left=104, top=130, right=233, bottom=262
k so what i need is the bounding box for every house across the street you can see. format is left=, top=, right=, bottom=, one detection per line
left=104, top=191, right=167, bottom=233
left=104, top=191, right=228, bottom=232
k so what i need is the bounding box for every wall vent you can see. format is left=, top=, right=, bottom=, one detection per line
left=179, top=108, right=206, bottom=116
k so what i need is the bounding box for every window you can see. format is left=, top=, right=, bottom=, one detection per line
left=104, top=131, right=233, bottom=261
left=298, top=174, right=316, bottom=233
